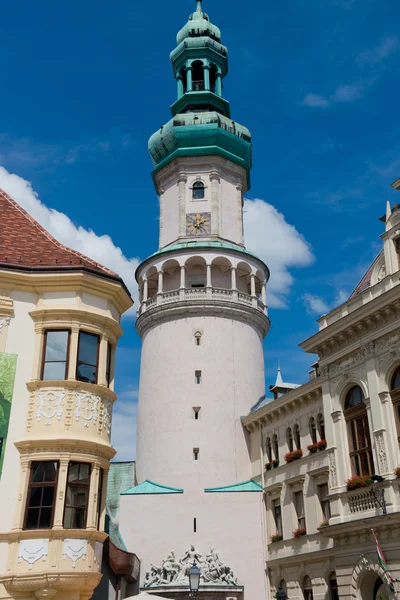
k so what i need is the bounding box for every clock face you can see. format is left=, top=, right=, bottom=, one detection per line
left=186, top=212, right=211, bottom=236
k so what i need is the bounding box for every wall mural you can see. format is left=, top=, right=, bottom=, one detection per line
left=0, top=353, right=17, bottom=477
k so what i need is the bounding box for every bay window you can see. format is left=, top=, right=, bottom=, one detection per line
left=24, top=461, right=59, bottom=530
left=63, top=462, right=91, bottom=529
left=41, top=330, right=70, bottom=380
left=76, top=332, right=100, bottom=384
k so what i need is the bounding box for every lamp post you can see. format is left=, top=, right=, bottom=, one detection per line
left=275, top=587, right=288, bottom=600
left=189, top=561, right=201, bottom=599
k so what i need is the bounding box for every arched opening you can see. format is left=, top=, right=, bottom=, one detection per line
left=344, top=385, right=374, bottom=476
left=266, top=437, right=272, bottom=462
left=211, top=257, right=232, bottom=290
left=209, top=64, right=218, bottom=93
left=162, top=259, right=180, bottom=292
left=329, top=572, right=339, bottom=600
left=191, top=60, right=204, bottom=91
left=272, top=434, right=279, bottom=461
left=185, top=256, right=207, bottom=288
left=138, top=276, right=144, bottom=303
left=294, top=424, right=301, bottom=450
left=309, top=417, right=317, bottom=444
left=236, top=261, right=252, bottom=294
left=390, top=365, right=400, bottom=443
left=303, top=575, right=313, bottom=600
left=146, top=266, right=158, bottom=299
left=192, top=180, right=205, bottom=200
left=360, top=571, right=391, bottom=600
left=286, top=427, right=293, bottom=452
left=255, top=270, right=264, bottom=298
left=179, top=67, right=188, bottom=94
left=317, top=413, right=325, bottom=441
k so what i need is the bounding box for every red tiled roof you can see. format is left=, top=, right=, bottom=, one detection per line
left=0, top=187, right=116, bottom=277
left=348, top=250, right=384, bottom=300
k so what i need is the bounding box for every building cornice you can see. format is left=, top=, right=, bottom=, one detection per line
left=14, top=438, right=116, bottom=461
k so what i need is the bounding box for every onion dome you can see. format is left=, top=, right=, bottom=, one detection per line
left=176, top=0, right=222, bottom=45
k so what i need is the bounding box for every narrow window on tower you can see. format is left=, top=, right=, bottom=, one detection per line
left=193, top=517, right=197, bottom=533
left=193, top=407, right=201, bottom=420
left=193, top=448, right=199, bottom=460
left=195, top=370, right=202, bottom=384
left=194, top=332, right=202, bottom=346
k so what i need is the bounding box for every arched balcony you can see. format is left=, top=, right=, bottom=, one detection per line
left=137, top=254, right=268, bottom=317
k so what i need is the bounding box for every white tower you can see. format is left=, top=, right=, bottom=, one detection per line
left=120, top=3, right=270, bottom=598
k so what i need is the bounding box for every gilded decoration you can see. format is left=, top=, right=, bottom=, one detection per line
left=18, top=539, right=49, bottom=570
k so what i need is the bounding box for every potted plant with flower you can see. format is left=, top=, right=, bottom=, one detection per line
left=265, top=462, right=272, bottom=471
left=319, top=520, right=329, bottom=528
left=307, top=442, right=318, bottom=454
left=346, top=475, right=373, bottom=490
left=394, top=467, right=400, bottom=479
left=270, top=533, right=283, bottom=543
left=317, top=439, right=327, bottom=451
left=292, top=527, right=306, bottom=539
left=272, top=459, right=280, bottom=469
left=284, top=449, right=303, bottom=463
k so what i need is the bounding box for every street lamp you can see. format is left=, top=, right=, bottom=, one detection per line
left=189, top=561, right=201, bottom=599
left=275, top=587, right=288, bottom=600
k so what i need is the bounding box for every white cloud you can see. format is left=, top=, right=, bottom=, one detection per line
left=243, top=199, right=314, bottom=308
left=358, top=36, right=398, bottom=65
left=111, top=386, right=138, bottom=461
left=0, top=166, right=140, bottom=308
left=302, top=83, right=363, bottom=108
left=302, top=293, right=330, bottom=316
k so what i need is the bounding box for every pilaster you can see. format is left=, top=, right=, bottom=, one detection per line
left=210, top=171, right=220, bottom=235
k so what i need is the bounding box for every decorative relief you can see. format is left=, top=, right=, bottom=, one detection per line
left=327, top=449, right=338, bottom=489
left=0, top=317, right=11, bottom=332
left=62, top=539, right=88, bottom=568
left=144, top=546, right=238, bottom=588
left=102, top=399, right=113, bottom=436
left=374, top=431, right=388, bottom=473
left=74, top=392, right=100, bottom=428
left=18, top=539, right=48, bottom=570
left=36, top=390, right=66, bottom=426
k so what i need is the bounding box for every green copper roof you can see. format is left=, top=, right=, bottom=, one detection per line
left=176, top=1, right=222, bottom=46
left=204, top=480, right=263, bottom=493
left=121, top=479, right=184, bottom=495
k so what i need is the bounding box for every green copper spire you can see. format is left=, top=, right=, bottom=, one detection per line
left=196, top=0, right=202, bottom=11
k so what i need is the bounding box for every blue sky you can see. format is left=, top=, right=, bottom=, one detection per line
left=1, top=0, right=400, bottom=459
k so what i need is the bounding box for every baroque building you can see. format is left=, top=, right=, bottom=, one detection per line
left=243, top=192, right=400, bottom=600
left=119, top=1, right=269, bottom=598
left=0, top=188, right=132, bottom=600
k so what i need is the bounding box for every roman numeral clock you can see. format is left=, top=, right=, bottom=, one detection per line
left=186, top=212, right=211, bottom=236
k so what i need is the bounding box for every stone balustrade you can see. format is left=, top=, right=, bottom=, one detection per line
left=137, top=286, right=267, bottom=316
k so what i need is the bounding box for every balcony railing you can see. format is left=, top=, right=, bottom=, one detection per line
left=138, top=287, right=268, bottom=317
left=347, top=487, right=385, bottom=514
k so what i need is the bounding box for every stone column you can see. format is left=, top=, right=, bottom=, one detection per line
left=203, top=64, right=210, bottom=90
left=97, top=334, right=108, bottom=387
left=67, top=325, right=80, bottom=380
left=187, top=65, right=193, bottom=91
left=13, top=457, right=30, bottom=529
left=178, top=174, right=187, bottom=237
left=53, top=458, right=70, bottom=529
left=206, top=264, right=212, bottom=288
left=231, top=267, right=237, bottom=291
left=143, top=278, right=148, bottom=302
left=87, top=464, right=101, bottom=530
left=179, top=266, right=186, bottom=301
left=215, top=72, right=222, bottom=96
left=261, top=282, right=267, bottom=306
left=210, top=171, right=220, bottom=236
left=177, top=75, right=184, bottom=98
left=157, top=270, right=164, bottom=294
left=31, top=324, right=43, bottom=380
left=250, top=273, right=256, bottom=296
left=236, top=183, right=244, bottom=245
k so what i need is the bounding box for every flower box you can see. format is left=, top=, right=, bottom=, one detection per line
left=319, top=520, right=329, bottom=528
left=346, top=475, right=373, bottom=491
left=272, top=459, right=279, bottom=469
left=395, top=467, right=400, bottom=479
left=318, top=439, right=327, bottom=451
left=265, top=462, right=272, bottom=471
left=307, top=443, right=318, bottom=454
left=292, top=527, right=306, bottom=539
left=270, top=533, right=283, bottom=543
left=284, top=449, right=303, bottom=463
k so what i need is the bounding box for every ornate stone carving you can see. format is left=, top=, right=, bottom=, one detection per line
left=374, top=431, right=388, bottom=473
left=74, top=392, right=100, bottom=428
left=36, top=390, right=66, bottom=426
left=143, top=546, right=238, bottom=588
left=327, top=449, right=338, bottom=488
left=62, top=539, right=88, bottom=568
left=102, top=399, right=113, bottom=436
left=0, top=316, right=11, bottom=332
left=18, top=539, right=48, bottom=570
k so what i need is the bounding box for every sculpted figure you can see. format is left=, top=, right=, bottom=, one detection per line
left=180, top=544, right=203, bottom=565
left=162, top=551, right=181, bottom=584
left=144, top=564, right=162, bottom=587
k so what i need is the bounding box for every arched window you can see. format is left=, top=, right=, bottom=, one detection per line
left=344, top=385, right=374, bottom=476
left=266, top=437, right=272, bottom=462
left=287, top=427, right=293, bottom=452
left=309, top=417, right=317, bottom=443
left=192, top=181, right=205, bottom=200
left=273, top=434, right=279, bottom=461
left=329, top=572, right=339, bottom=600
left=317, top=413, right=325, bottom=441
left=191, top=60, right=204, bottom=91
left=294, top=424, right=301, bottom=450
left=390, top=365, right=400, bottom=443
left=303, top=576, right=313, bottom=600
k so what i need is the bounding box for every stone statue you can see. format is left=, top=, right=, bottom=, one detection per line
left=161, top=551, right=181, bottom=584
left=144, top=564, right=162, bottom=587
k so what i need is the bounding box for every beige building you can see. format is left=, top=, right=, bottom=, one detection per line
left=0, top=188, right=132, bottom=600
left=243, top=192, right=400, bottom=600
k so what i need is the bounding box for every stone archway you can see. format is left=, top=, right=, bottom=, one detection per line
left=351, top=556, right=394, bottom=600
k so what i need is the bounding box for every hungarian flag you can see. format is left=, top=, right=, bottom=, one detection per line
left=371, top=529, right=395, bottom=592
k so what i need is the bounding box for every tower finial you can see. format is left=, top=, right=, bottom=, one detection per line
left=196, top=0, right=202, bottom=12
